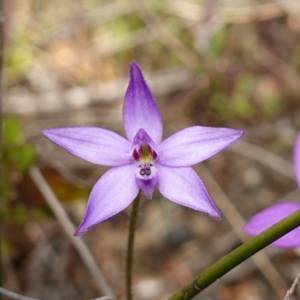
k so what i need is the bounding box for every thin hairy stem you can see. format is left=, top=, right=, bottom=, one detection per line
left=126, top=193, right=141, bottom=300
left=167, top=209, right=300, bottom=300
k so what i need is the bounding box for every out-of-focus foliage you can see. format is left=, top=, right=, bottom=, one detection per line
left=208, top=26, right=228, bottom=58
left=1, top=116, right=36, bottom=199
left=1, top=116, right=36, bottom=227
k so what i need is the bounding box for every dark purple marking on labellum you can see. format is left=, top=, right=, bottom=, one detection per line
left=140, top=167, right=151, bottom=176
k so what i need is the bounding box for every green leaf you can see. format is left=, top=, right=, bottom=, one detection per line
left=3, top=116, right=23, bottom=144
left=230, top=94, right=253, bottom=118
left=262, top=94, right=280, bottom=118
left=5, top=45, right=32, bottom=84
left=0, top=176, right=12, bottom=199
left=210, top=94, right=231, bottom=119
left=1, top=204, right=28, bottom=225
left=235, top=74, right=254, bottom=93
left=17, top=144, right=36, bottom=172
left=209, top=27, right=228, bottom=57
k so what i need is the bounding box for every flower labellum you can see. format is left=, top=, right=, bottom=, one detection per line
left=244, top=133, right=300, bottom=248
left=42, top=62, right=244, bottom=235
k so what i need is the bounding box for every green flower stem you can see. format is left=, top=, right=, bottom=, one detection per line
left=167, top=209, right=300, bottom=300
left=126, top=192, right=141, bottom=300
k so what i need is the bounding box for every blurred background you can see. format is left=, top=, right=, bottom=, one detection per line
left=2, top=0, right=300, bottom=299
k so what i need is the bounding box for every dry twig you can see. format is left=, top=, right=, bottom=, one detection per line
left=28, top=166, right=113, bottom=297
left=229, top=140, right=295, bottom=180
left=91, top=296, right=116, bottom=300
left=0, top=287, right=39, bottom=300
left=283, top=273, right=300, bottom=300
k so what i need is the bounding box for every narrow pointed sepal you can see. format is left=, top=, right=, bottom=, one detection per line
left=42, top=127, right=133, bottom=166
left=123, top=61, right=162, bottom=144
left=158, top=126, right=244, bottom=167
left=74, top=165, right=139, bottom=235
left=156, top=165, right=221, bottom=218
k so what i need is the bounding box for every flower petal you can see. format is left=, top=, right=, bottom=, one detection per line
left=244, top=202, right=300, bottom=248
left=123, top=61, right=162, bottom=144
left=156, top=165, right=221, bottom=218
left=294, top=133, right=300, bottom=188
left=158, top=126, right=244, bottom=167
left=74, top=164, right=139, bottom=235
left=42, top=127, right=133, bottom=166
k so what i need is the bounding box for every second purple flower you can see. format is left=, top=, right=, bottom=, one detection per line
left=244, top=133, right=300, bottom=248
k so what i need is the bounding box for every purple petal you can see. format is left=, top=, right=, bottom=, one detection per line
left=42, top=127, right=133, bottom=166
left=156, top=165, right=221, bottom=218
left=75, top=164, right=139, bottom=235
left=123, top=61, right=162, bottom=144
left=244, top=202, right=300, bottom=248
left=135, top=166, right=158, bottom=199
left=158, top=126, right=244, bottom=167
left=294, top=133, right=300, bottom=188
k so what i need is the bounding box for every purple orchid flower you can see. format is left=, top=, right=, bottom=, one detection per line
left=244, top=133, right=300, bottom=248
left=42, top=62, right=244, bottom=236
